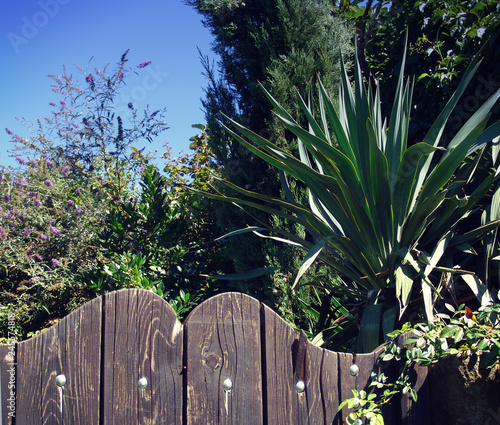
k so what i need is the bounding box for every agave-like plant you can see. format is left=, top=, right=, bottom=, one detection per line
left=201, top=47, right=500, bottom=352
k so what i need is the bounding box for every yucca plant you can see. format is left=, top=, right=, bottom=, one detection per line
left=200, top=45, right=500, bottom=352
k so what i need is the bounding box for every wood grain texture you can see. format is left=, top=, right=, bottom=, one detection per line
left=338, top=350, right=378, bottom=423
left=146, top=288, right=184, bottom=424
left=262, top=303, right=311, bottom=425
left=101, top=289, right=183, bottom=425
left=15, top=295, right=102, bottom=424
left=319, top=348, right=341, bottom=425
left=184, top=292, right=262, bottom=425
left=301, top=342, right=328, bottom=424
left=59, top=295, right=102, bottom=423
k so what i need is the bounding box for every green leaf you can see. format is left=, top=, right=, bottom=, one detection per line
left=440, top=325, right=459, bottom=339
left=476, top=338, right=490, bottom=351
left=361, top=304, right=384, bottom=353
left=292, top=238, right=330, bottom=289
left=447, top=88, right=500, bottom=153
left=215, top=226, right=268, bottom=241
left=382, top=305, right=398, bottom=341
left=311, top=332, right=325, bottom=347
left=417, top=73, right=431, bottom=81
left=445, top=303, right=456, bottom=313
left=395, top=263, right=414, bottom=318
left=373, top=413, right=385, bottom=425
left=403, top=337, right=418, bottom=346
left=454, top=327, right=464, bottom=345
left=468, top=119, right=500, bottom=155
left=419, top=115, right=490, bottom=202
left=460, top=274, right=493, bottom=307
left=338, top=399, right=350, bottom=411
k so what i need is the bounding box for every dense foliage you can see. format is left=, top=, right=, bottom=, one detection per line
left=186, top=0, right=355, bottom=324
left=2, top=1, right=499, bottom=367
left=341, top=302, right=500, bottom=424
left=201, top=47, right=500, bottom=352
left=93, top=138, right=224, bottom=317
left=337, top=0, right=500, bottom=144
left=0, top=157, right=106, bottom=336
left=187, top=0, right=354, bottom=164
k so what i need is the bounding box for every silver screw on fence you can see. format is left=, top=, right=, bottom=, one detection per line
left=138, top=377, right=148, bottom=389
left=295, top=380, right=306, bottom=393
left=350, top=364, right=360, bottom=376
left=222, top=378, right=233, bottom=392
left=55, top=374, right=67, bottom=387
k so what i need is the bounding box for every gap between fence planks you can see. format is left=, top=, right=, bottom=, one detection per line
left=0, top=289, right=429, bottom=425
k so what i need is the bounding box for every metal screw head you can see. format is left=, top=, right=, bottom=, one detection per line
left=222, top=378, right=233, bottom=392
left=138, top=377, right=148, bottom=389
left=349, top=364, right=360, bottom=376
left=55, top=374, right=66, bottom=387
left=295, top=380, right=306, bottom=393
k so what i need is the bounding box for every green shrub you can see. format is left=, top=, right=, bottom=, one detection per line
left=0, top=157, right=106, bottom=337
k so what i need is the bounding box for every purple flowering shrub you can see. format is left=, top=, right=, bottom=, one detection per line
left=0, top=157, right=106, bottom=337
left=1, top=51, right=170, bottom=339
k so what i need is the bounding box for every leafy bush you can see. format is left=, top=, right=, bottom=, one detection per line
left=0, top=157, right=106, bottom=338
left=341, top=0, right=500, bottom=147
left=93, top=160, right=224, bottom=318
left=0, top=51, right=170, bottom=339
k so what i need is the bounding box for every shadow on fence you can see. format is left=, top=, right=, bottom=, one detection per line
left=0, top=289, right=429, bottom=424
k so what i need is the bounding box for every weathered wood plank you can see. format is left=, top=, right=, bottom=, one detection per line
left=1, top=289, right=431, bottom=424
left=138, top=288, right=183, bottom=424
left=0, top=342, right=16, bottom=425
left=185, top=292, right=262, bottom=425
left=320, top=348, right=341, bottom=425
left=337, top=345, right=401, bottom=424
left=397, top=333, right=430, bottom=425
left=15, top=295, right=102, bottom=424
left=337, top=350, right=379, bottom=423
left=14, top=321, right=45, bottom=424
left=101, top=289, right=183, bottom=425
left=262, top=303, right=312, bottom=425
left=60, top=296, right=102, bottom=423
left=298, top=341, right=322, bottom=424
left=101, top=289, right=137, bottom=424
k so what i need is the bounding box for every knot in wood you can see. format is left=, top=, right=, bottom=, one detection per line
left=205, top=354, right=220, bottom=370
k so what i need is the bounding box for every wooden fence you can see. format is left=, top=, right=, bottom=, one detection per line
left=0, top=289, right=429, bottom=424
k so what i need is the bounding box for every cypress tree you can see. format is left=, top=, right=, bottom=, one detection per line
left=186, top=0, right=354, bottom=318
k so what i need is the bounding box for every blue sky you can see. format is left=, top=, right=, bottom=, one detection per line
left=0, top=0, right=216, bottom=169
